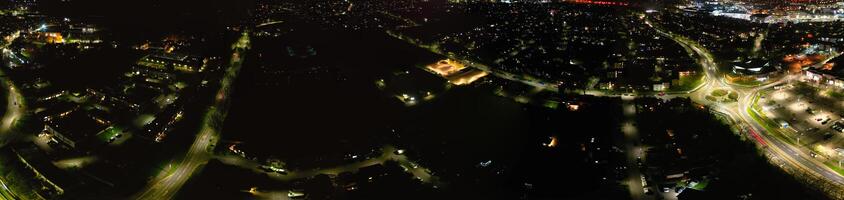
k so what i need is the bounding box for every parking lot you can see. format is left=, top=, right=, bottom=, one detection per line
left=759, top=82, right=844, bottom=156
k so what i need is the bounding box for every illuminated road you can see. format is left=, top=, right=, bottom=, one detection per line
left=133, top=32, right=250, bottom=200
left=0, top=11, right=834, bottom=200
left=0, top=63, right=26, bottom=200
left=619, top=96, right=653, bottom=200
left=385, top=31, right=560, bottom=92
left=0, top=31, right=26, bottom=200
left=215, top=145, right=442, bottom=187
left=387, top=13, right=844, bottom=198
left=645, top=15, right=844, bottom=198
left=256, top=21, right=284, bottom=28
left=0, top=31, right=24, bottom=144
left=0, top=54, right=24, bottom=146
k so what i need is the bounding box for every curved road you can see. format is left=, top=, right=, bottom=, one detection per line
left=0, top=31, right=27, bottom=200
left=0, top=32, right=25, bottom=145
left=0, top=12, right=838, bottom=200
left=645, top=16, right=844, bottom=195
left=389, top=14, right=844, bottom=198
left=133, top=32, right=250, bottom=200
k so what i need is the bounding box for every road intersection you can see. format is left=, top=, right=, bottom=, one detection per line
left=647, top=16, right=844, bottom=198
left=386, top=13, right=844, bottom=198
left=0, top=11, right=838, bottom=200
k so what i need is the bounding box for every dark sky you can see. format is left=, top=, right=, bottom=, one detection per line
left=37, top=0, right=255, bottom=40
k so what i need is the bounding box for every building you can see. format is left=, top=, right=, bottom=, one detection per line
left=731, top=59, right=777, bottom=76
left=138, top=52, right=203, bottom=73
left=44, top=125, right=75, bottom=148
left=750, top=14, right=772, bottom=23
left=65, top=26, right=102, bottom=44
left=43, top=110, right=109, bottom=149
left=653, top=83, right=670, bottom=92
left=805, top=68, right=844, bottom=88
left=728, top=59, right=780, bottom=83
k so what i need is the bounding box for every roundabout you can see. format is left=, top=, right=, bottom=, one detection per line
left=706, top=88, right=739, bottom=103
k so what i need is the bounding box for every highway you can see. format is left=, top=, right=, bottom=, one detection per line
left=133, top=32, right=250, bottom=200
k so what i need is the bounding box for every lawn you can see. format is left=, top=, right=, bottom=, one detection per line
left=826, top=90, right=844, bottom=100
left=543, top=100, right=559, bottom=109
left=95, top=126, right=123, bottom=143
left=823, top=162, right=844, bottom=177
left=747, top=97, right=795, bottom=145
left=689, top=179, right=710, bottom=191
left=712, top=89, right=728, bottom=97
left=731, top=78, right=762, bottom=86
left=728, top=92, right=738, bottom=101
left=670, top=73, right=704, bottom=92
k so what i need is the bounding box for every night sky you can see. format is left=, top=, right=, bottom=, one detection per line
left=37, top=0, right=255, bottom=40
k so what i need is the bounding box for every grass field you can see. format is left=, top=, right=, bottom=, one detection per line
left=712, top=89, right=728, bottom=97
left=671, top=73, right=704, bottom=92
left=826, top=90, right=844, bottom=100
left=95, top=126, right=123, bottom=143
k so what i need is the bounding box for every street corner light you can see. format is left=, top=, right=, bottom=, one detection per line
left=248, top=187, right=259, bottom=194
